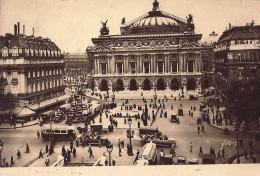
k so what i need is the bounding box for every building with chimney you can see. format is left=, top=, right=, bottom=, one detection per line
left=64, top=53, right=90, bottom=87
left=0, top=23, right=67, bottom=119
left=214, top=24, right=260, bottom=105
left=86, top=0, right=214, bottom=94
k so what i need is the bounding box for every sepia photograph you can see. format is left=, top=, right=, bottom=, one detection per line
left=0, top=0, right=260, bottom=175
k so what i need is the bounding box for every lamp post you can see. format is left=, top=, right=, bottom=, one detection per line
left=0, top=140, right=3, bottom=167
left=235, top=127, right=240, bottom=164
left=127, top=116, right=134, bottom=156
left=106, top=143, right=113, bottom=166
left=49, top=120, right=53, bottom=154
left=154, top=91, right=157, bottom=104
left=112, top=91, right=115, bottom=103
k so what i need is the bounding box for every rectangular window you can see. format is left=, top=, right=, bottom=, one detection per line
left=37, top=71, right=40, bottom=77
left=157, top=61, right=164, bottom=73
left=33, top=71, right=35, bottom=77
left=171, top=61, right=178, bottom=72
left=28, top=72, right=31, bottom=78
left=116, top=63, right=123, bottom=73
left=129, top=62, right=136, bottom=73
left=203, top=60, right=208, bottom=72
left=188, top=61, right=194, bottom=72
left=42, top=70, right=44, bottom=76
left=144, top=62, right=150, bottom=73
left=101, top=63, right=107, bottom=74
left=251, top=52, right=256, bottom=61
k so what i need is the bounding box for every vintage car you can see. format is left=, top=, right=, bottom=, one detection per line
left=177, top=156, right=186, bottom=165
left=41, top=126, right=77, bottom=141
left=144, top=137, right=176, bottom=147
left=163, top=154, right=174, bottom=165
left=171, top=114, right=178, bottom=123
left=178, top=108, right=183, bottom=116
left=188, top=158, right=198, bottom=164
left=77, top=134, right=107, bottom=146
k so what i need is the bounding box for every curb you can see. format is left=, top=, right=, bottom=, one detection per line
left=0, top=122, right=39, bottom=130
left=208, top=122, right=235, bottom=133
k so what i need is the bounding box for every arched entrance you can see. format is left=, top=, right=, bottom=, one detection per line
left=143, top=79, right=151, bottom=90
left=187, top=78, right=196, bottom=90
left=130, top=79, right=137, bottom=91
left=116, top=79, right=124, bottom=91
left=157, top=78, right=165, bottom=90
left=171, top=78, right=179, bottom=90
left=203, top=79, right=209, bottom=88
left=100, top=79, right=108, bottom=91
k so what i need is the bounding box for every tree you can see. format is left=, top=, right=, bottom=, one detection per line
left=0, top=76, right=15, bottom=111
left=224, top=67, right=260, bottom=126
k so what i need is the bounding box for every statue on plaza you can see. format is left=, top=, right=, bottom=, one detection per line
left=100, top=20, right=109, bottom=35
left=186, top=14, right=195, bottom=31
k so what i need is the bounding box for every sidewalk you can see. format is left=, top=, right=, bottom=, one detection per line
left=86, top=90, right=204, bottom=101
left=0, top=120, right=39, bottom=129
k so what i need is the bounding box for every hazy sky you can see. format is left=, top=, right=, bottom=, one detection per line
left=1, top=0, right=260, bottom=53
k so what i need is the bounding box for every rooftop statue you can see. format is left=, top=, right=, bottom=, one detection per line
left=121, top=17, right=126, bottom=25
left=100, top=20, right=109, bottom=35
left=186, top=14, right=195, bottom=31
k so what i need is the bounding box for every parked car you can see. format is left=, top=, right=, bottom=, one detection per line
left=177, top=156, right=186, bottom=165
left=188, top=158, right=198, bottom=164
left=171, top=114, right=178, bottom=123
left=163, top=154, right=174, bottom=165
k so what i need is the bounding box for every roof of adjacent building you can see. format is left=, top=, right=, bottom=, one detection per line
left=217, top=25, right=260, bottom=44
left=0, top=34, right=60, bottom=51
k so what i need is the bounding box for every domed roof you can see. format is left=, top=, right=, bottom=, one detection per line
left=120, top=1, right=191, bottom=35
left=131, top=15, right=178, bottom=27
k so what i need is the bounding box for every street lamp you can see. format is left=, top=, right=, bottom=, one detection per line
left=106, top=143, right=113, bottom=166
left=235, top=127, right=240, bottom=164
left=154, top=91, right=157, bottom=104
left=0, top=140, right=3, bottom=167
left=127, top=116, right=134, bottom=156
left=112, top=91, right=115, bottom=103
left=49, top=120, right=54, bottom=155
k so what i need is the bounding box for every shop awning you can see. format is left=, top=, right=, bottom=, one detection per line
left=16, top=107, right=36, bottom=118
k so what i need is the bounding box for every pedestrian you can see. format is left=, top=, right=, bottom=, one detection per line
left=25, top=143, right=30, bottom=153
left=170, top=143, right=175, bottom=156
left=160, top=149, right=164, bottom=161
left=199, top=147, right=203, bottom=156
left=119, top=147, right=122, bottom=156
left=67, top=149, right=71, bottom=162
left=62, top=145, right=66, bottom=157
left=249, top=140, right=253, bottom=150
left=244, top=149, right=248, bottom=160
left=39, top=149, right=43, bottom=158
left=73, top=148, right=76, bottom=158
left=118, top=139, right=121, bottom=149
left=99, top=139, right=102, bottom=148
left=201, top=125, right=205, bottom=132
left=45, top=155, right=50, bottom=166
left=190, top=142, right=193, bottom=152
left=46, top=144, right=49, bottom=154
left=121, top=140, right=124, bottom=148
left=217, top=150, right=221, bottom=160
left=197, top=126, right=200, bottom=134
left=239, top=138, right=243, bottom=147
left=221, top=148, right=225, bottom=158
left=88, top=145, right=94, bottom=158
left=135, top=150, right=140, bottom=162
left=17, top=150, right=21, bottom=159
left=10, top=156, right=14, bottom=165
left=53, top=138, right=56, bottom=147
left=70, top=141, right=73, bottom=152
left=37, top=130, right=40, bottom=138
left=76, top=138, right=79, bottom=147
left=249, top=150, right=253, bottom=159
left=189, top=110, right=190, bottom=115
left=137, top=121, right=140, bottom=128
left=112, top=160, right=116, bottom=166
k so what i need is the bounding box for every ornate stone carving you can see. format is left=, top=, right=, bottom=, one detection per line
left=186, top=14, right=195, bottom=31
left=93, top=46, right=112, bottom=52
left=180, top=42, right=200, bottom=49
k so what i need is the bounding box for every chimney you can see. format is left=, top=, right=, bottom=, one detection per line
left=17, top=22, right=20, bottom=35
left=14, top=24, right=17, bottom=36
left=229, top=23, right=231, bottom=29
left=23, top=24, right=25, bottom=35
left=32, top=27, right=34, bottom=36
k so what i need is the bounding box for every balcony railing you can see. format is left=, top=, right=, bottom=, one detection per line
left=227, top=59, right=259, bottom=63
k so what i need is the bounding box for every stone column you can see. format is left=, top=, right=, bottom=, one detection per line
left=137, top=55, right=140, bottom=73
left=150, top=55, right=153, bottom=73
left=179, top=53, right=182, bottom=73
left=97, top=58, right=100, bottom=74
left=167, top=54, right=171, bottom=73
left=154, top=55, right=157, bottom=74
left=140, top=56, right=143, bottom=73
left=107, top=57, right=110, bottom=74
left=111, top=54, right=115, bottom=74
left=164, top=56, right=167, bottom=73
